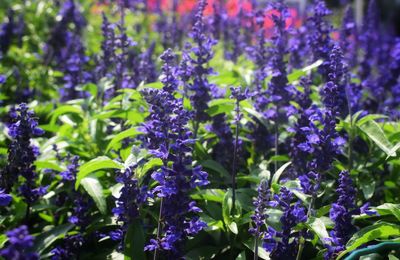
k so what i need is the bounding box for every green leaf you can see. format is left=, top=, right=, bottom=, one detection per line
left=358, top=121, right=394, bottom=156
left=124, top=220, right=145, bottom=260
left=302, top=59, right=323, bottom=72
left=33, top=224, right=74, bottom=254
left=243, top=239, right=270, bottom=260
left=228, top=221, right=238, bottom=234
left=38, top=212, right=54, bottom=223
left=271, top=162, right=292, bottom=185
left=81, top=176, right=107, bottom=215
left=307, top=217, right=330, bottom=243
left=222, top=190, right=241, bottom=233
left=186, top=246, right=221, bottom=260
left=287, top=60, right=323, bottom=83
left=106, top=127, right=140, bottom=152
left=356, top=114, right=388, bottom=127
left=82, top=83, right=98, bottom=97
left=337, top=222, right=400, bottom=259
left=201, top=160, right=230, bottom=179
left=137, top=158, right=163, bottom=179
left=288, top=70, right=306, bottom=83
left=222, top=190, right=232, bottom=226
left=376, top=204, right=400, bottom=222
left=76, top=156, right=123, bottom=189
left=206, top=99, right=235, bottom=117
left=0, top=234, right=7, bottom=248
left=360, top=174, right=376, bottom=200
left=387, top=142, right=400, bottom=159
left=243, top=107, right=269, bottom=129
left=34, top=160, right=65, bottom=172
left=0, top=148, right=7, bottom=155
left=49, top=105, right=83, bottom=126
left=191, top=189, right=225, bottom=203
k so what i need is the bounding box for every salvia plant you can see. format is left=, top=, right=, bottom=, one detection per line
left=1, top=0, right=400, bottom=259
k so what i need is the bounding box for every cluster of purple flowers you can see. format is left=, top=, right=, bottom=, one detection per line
left=306, top=0, right=333, bottom=77
left=263, top=187, right=307, bottom=259
left=45, top=0, right=91, bottom=101
left=0, top=103, right=46, bottom=205
left=51, top=156, right=91, bottom=259
left=110, top=165, right=150, bottom=249
left=0, top=225, right=39, bottom=260
left=0, top=10, right=14, bottom=58
left=51, top=234, right=84, bottom=260
left=325, top=171, right=375, bottom=259
left=179, top=0, right=217, bottom=123
left=249, top=180, right=270, bottom=239
left=142, top=49, right=208, bottom=258
left=321, top=45, right=348, bottom=118
left=264, top=1, right=295, bottom=123
left=97, top=12, right=157, bottom=101
left=339, top=5, right=357, bottom=67
left=0, top=189, right=12, bottom=207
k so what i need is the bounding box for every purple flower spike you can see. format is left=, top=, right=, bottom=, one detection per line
left=0, top=104, right=45, bottom=204
left=143, top=49, right=209, bottom=258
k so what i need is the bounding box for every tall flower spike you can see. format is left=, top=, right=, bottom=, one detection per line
left=0, top=225, right=39, bottom=260
left=289, top=26, right=309, bottom=69
left=138, top=41, right=158, bottom=84
left=383, top=39, right=400, bottom=118
left=251, top=10, right=267, bottom=94
left=307, top=0, right=333, bottom=77
left=249, top=180, right=270, bottom=238
left=325, top=171, right=358, bottom=259
left=111, top=166, right=149, bottom=250
left=265, top=1, right=295, bottom=122
left=0, top=9, right=14, bottom=58
left=143, top=49, right=208, bottom=258
left=52, top=156, right=89, bottom=258
left=290, top=77, right=320, bottom=195
left=0, top=104, right=45, bottom=205
left=63, top=163, right=92, bottom=232
left=340, top=5, right=357, bottom=67
left=321, top=45, right=348, bottom=118
left=45, top=0, right=86, bottom=62
left=180, top=0, right=218, bottom=123
left=358, top=0, right=381, bottom=108
left=59, top=34, right=92, bottom=101
left=263, top=187, right=307, bottom=258
left=96, top=13, right=116, bottom=80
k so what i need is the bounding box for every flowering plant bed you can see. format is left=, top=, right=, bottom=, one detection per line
left=0, top=0, right=400, bottom=259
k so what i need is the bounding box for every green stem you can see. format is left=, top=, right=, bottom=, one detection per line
left=25, top=203, right=30, bottom=225
left=254, top=228, right=260, bottom=260
left=296, top=188, right=317, bottom=260
left=231, top=100, right=240, bottom=214
left=193, top=121, right=200, bottom=141
left=153, top=198, right=163, bottom=260
left=274, top=123, right=279, bottom=173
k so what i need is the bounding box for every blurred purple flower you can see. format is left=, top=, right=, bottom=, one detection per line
left=0, top=225, right=39, bottom=260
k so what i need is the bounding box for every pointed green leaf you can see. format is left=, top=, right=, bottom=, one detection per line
left=49, top=105, right=83, bottom=125
left=33, top=224, right=74, bottom=254
left=106, top=127, right=140, bottom=152
left=243, top=239, right=270, bottom=260
left=337, top=222, right=400, bottom=259
left=81, top=176, right=107, bottom=215
left=307, top=217, right=330, bottom=242
left=76, top=156, right=123, bottom=189
left=124, top=220, right=145, bottom=260
left=358, top=121, right=394, bottom=156
left=271, top=162, right=292, bottom=185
